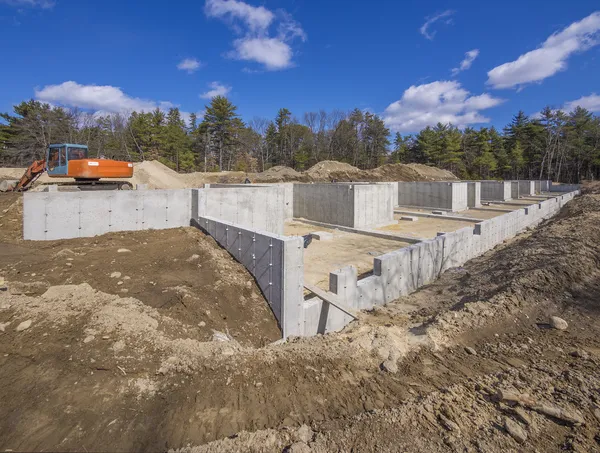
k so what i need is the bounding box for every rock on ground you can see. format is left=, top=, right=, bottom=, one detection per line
left=504, top=417, right=528, bottom=443
left=550, top=316, right=568, bottom=330
left=16, top=319, right=32, bottom=332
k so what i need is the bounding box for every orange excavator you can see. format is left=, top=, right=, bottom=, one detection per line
left=11, top=144, right=134, bottom=191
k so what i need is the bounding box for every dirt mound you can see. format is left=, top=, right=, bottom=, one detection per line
left=581, top=180, right=600, bottom=195
left=367, top=163, right=457, bottom=182
left=254, top=166, right=308, bottom=183
left=305, top=161, right=368, bottom=181
left=0, top=222, right=280, bottom=346
left=131, top=160, right=189, bottom=189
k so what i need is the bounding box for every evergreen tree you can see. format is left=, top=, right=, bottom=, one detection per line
left=202, top=96, right=239, bottom=171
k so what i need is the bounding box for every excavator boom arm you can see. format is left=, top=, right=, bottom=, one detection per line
left=14, top=159, right=46, bottom=191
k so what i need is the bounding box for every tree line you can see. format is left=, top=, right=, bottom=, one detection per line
left=1, top=97, right=599, bottom=182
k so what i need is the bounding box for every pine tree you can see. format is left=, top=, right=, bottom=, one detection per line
left=202, top=96, right=239, bottom=171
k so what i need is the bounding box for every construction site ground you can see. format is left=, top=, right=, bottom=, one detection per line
left=2, top=188, right=600, bottom=452
left=381, top=215, right=478, bottom=239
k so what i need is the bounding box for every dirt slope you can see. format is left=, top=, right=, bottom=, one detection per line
left=1, top=191, right=600, bottom=452
left=0, top=193, right=280, bottom=346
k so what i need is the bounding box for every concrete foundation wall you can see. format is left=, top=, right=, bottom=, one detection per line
left=304, top=190, right=580, bottom=335
left=480, top=181, right=512, bottom=201
left=550, top=183, right=581, bottom=192
left=397, top=182, right=468, bottom=212
left=208, top=183, right=294, bottom=221
left=293, top=184, right=354, bottom=226
left=519, top=180, right=535, bottom=196
left=467, top=182, right=481, bottom=208
left=510, top=181, right=520, bottom=199
left=353, top=183, right=395, bottom=228
left=192, top=186, right=285, bottom=235
left=293, top=183, right=393, bottom=228
left=23, top=189, right=192, bottom=241
left=195, top=216, right=304, bottom=338
left=540, top=180, right=551, bottom=192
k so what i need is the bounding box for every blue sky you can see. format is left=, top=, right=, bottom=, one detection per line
left=1, top=0, right=599, bottom=134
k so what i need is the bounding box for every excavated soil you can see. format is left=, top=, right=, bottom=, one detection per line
left=0, top=193, right=280, bottom=347
left=2, top=190, right=600, bottom=453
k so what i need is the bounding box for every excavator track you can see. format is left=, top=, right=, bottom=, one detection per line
left=46, top=181, right=134, bottom=191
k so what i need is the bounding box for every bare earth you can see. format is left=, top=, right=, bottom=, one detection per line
left=1, top=189, right=600, bottom=452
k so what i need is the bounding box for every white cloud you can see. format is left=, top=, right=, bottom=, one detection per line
left=200, top=81, right=232, bottom=99
left=231, top=37, right=292, bottom=70
left=204, top=0, right=274, bottom=32
left=451, top=49, right=479, bottom=76
left=177, top=58, right=202, bottom=73
left=564, top=93, right=600, bottom=112
left=204, top=0, right=305, bottom=71
left=0, top=0, right=54, bottom=8
left=420, top=10, right=454, bottom=40
left=487, top=11, right=600, bottom=89
left=382, top=80, right=504, bottom=133
left=35, top=81, right=160, bottom=112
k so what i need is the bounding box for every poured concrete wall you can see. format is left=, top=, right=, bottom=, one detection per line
left=293, top=183, right=394, bottom=228
left=540, top=180, right=551, bottom=192
left=510, top=181, right=520, bottom=199
left=550, top=183, right=581, bottom=192
left=397, top=182, right=468, bottom=212
left=519, top=180, right=535, bottom=196
left=467, top=182, right=481, bottom=208
left=208, top=183, right=294, bottom=221
left=304, top=190, right=580, bottom=335
left=353, top=183, right=395, bottom=228
left=480, top=181, right=512, bottom=201
left=195, top=216, right=304, bottom=338
left=23, top=189, right=192, bottom=241
left=192, top=186, right=285, bottom=235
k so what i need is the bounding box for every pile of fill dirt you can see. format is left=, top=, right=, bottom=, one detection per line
left=254, top=166, right=309, bottom=183
left=130, top=160, right=189, bottom=189
left=369, top=163, right=458, bottom=182
left=304, top=160, right=369, bottom=181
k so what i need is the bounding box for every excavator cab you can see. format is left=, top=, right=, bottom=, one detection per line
left=47, top=144, right=89, bottom=176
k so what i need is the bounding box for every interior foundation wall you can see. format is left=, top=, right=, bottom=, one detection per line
left=397, top=182, right=468, bottom=212
left=207, top=183, right=294, bottom=221
left=192, top=186, right=285, bottom=235
left=467, top=182, right=481, bottom=208
left=293, top=183, right=393, bottom=228
left=480, top=181, right=512, bottom=201
left=510, top=181, right=520, bottom=199
left=518, top=180, right=535, bottom=196
left=550, top=183, right=581, bottom=192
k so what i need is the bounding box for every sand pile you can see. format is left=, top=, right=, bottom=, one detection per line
left=131, top=161, right=189, bottom=189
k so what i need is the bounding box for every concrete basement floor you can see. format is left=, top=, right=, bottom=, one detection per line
left=378, top=214, right=478, bottom=239
left=285, top=221, right=409, bottom=290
